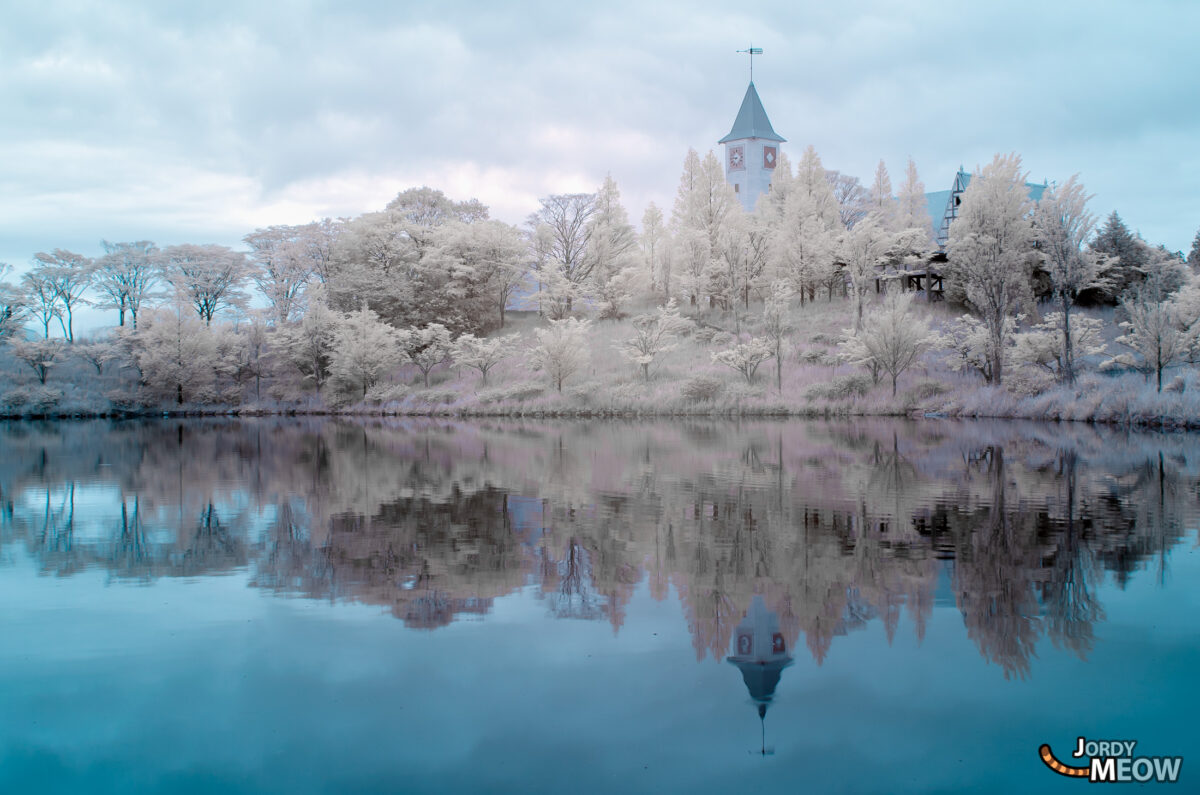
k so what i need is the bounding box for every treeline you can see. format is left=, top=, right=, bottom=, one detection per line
left=2, top=150, right=1200, bottom=414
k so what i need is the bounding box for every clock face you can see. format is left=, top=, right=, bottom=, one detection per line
left=728, top=145, right=745, bottom=171
left=763, top=146, right=777, bottom=170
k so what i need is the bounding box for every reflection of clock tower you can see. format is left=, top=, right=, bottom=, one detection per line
left=719, top=81, right=785, bottom=212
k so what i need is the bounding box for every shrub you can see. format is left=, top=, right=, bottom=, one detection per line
left=1005, top=367, right=1057, bottom=398
left=410, top=388, right=459, bottom=406
left=906, top=379, right=948, bottom=402
left=476, top=384, right=545, bottom=404
left=680, top=375, right=724, bottom=403
left=364, top=384, right=409, bottom=404
left=725, top=382, right=766, bottom=402
left=2, top=385, right=63, bottom=414
left=710, top=331, right=736, bottom=348
left=797, top=348, right=837, bottom=366
left=805, top=374, right=874, bottom=401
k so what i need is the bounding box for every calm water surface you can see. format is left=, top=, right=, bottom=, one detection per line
left=1, top=418, right=1197, bottom=794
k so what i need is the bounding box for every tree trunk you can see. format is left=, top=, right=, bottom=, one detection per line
left=891, top=372, right=898, bottom=396
left=1060, top=294, right=1074, bottom=385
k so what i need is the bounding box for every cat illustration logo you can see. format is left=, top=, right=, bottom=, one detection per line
left=1039, top=737, right=1183, bottom=783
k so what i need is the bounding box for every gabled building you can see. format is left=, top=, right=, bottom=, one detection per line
left=720, top=82, right=786, bottom=212
left=925, top=168, right=1050, bottom=248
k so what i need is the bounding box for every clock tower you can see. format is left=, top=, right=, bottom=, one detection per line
left=719, top=81, right=785, bottom=212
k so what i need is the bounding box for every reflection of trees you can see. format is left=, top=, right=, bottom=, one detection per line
left=0, top=418, right=1196, bottom=678
left=951, top=447, right=1044, bottom=679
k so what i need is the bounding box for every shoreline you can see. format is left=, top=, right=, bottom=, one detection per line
left=4, top=403, right=1199, bottom=430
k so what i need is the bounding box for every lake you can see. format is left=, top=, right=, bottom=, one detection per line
left=1, top=418, right=1196, bottom=793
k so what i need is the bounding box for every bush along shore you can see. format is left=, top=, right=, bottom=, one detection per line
left=5, top=301, right=1200, bottom=429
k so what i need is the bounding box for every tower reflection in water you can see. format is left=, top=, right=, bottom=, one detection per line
left=727, top=595, right=793, bottom=755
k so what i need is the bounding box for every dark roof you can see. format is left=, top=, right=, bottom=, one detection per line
left=718, top=82, right=785, bottom=144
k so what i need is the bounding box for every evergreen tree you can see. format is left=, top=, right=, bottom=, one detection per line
left=868, top=159, right=897, bottom=231
left=1087, top=211, right=1147, bottom=302
left=896, top=158, right=932, bottom=244
left=641, top=202, right=667, bottom=297
left=1187, top=227, right=1200, bottom=271
left=670, top=149, right=738, bottom=307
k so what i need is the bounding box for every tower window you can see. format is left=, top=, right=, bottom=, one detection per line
left=734, top=184, right=740, bottom=193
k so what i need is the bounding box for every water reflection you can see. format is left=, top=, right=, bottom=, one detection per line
left=728, top=595, right=793, bottom=755
left=0, top=418, right=1195, bottom=680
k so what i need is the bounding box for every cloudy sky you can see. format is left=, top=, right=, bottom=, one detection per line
left=2, top=0, right=1198, bottom=272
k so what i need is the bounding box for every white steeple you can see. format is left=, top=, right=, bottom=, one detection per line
left=720, top=82, right=786, bottom=212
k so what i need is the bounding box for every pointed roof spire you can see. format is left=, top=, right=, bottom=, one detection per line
left=719, top=82, right=785, bottom=144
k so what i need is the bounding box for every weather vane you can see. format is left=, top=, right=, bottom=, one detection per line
left=736, top=45, right=763, bottom=82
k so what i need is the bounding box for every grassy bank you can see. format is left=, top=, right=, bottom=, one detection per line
left=4, top=299, right=1200, bottom=428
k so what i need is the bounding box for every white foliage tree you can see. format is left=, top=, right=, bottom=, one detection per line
left=617, top=298, right=689, bottom=381
left=945, top=153, right=1036, bottom=385
left=671, top=149, right=739, bottom=307
left=162, top=244, right=251, bottom=326
left=1032, top=174, right=1103, bottom=384
left=21, top=268, right=61, bottom=339
left=0, top=264, right=27, bottom=341
left=133, top=305, right=219, bottom=404
left=32, top=249, right=94, bottom=343
left=94, top=241, right=159, bottom=328
left=397, top=323, right=455, bottom=388
left=8, top=338, right=66, bottom=384
left=277, top=288, right=340, bottom=392
left=839, top=290, right=936, bottom=395
left=774, top=146, right=841, bottom=304
left=1013, top=313, right=1106, bottom=378
left=329, top=305, right=401, bottom=400
left=896, top=158, right=932, bottom=244
left=528, top=317, right=592, bottom=392
left=587, top=175, right=640, bottom=318
left=245, top=226, right=315, bottom=325
left=453, top=333, right=518, bottom=385
left=1108, top=275, right=1200, bottom=392
left=761, top=282, right=794, bottom=392
left=712, top=337, right=774, bottom=384
left=641, top=202, right=668, bottom=297
left=940, top=313, right=1015, bottom=383
left=867, top=160, right=898, bottom=232
left=838, top=218, right=888, bottom=332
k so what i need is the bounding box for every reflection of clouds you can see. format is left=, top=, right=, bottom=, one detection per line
left=0, top=418, right=1195, bottom=676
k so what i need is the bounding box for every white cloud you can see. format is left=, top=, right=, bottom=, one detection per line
left=0, top=0, right=1197, bottom=274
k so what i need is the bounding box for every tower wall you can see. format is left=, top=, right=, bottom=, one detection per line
left=723, top=138, right=778, bottom=212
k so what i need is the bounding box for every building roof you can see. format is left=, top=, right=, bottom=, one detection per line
left=718, top=82, right=786, bottom=144
left=924, top=170, right=1053, bottom=246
